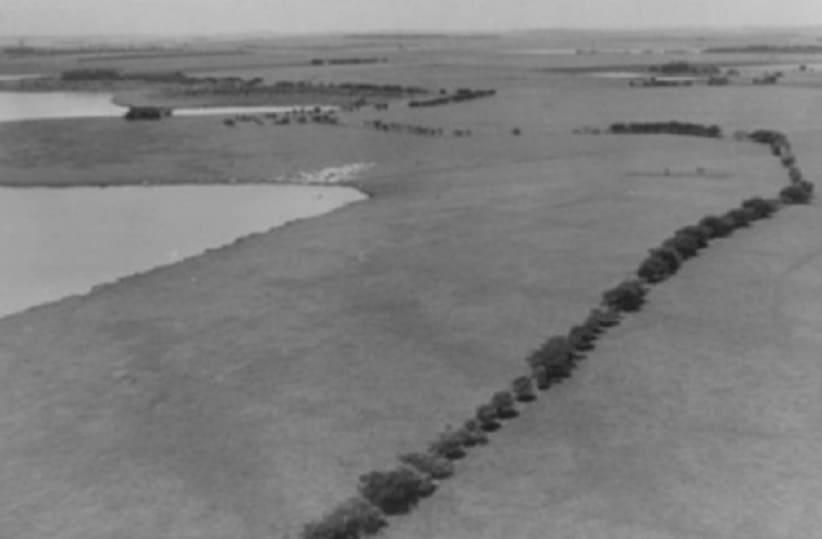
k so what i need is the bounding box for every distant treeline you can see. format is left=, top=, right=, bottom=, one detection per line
left=3, top=45, right=167, bottom=57
left=704, top=45, right=822, bottom=54
left=60, top=68, right=192, bottom=83
left=610, top=121, right=722, bottom=138
left=409, top=88, right=496, bottom=108
left=56, top=69, right=428, bottom=99
left=343, top=33, right=497, bottom=40
left=310, top=57, right=388, bottom=66
left=647, top=62, right=721, bottom=75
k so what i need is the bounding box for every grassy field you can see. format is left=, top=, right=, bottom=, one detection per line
left=1, top=30, right=822, bottom=539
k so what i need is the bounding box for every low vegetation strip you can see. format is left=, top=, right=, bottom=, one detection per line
left=299, top=127, right=814, bottom=539
left=609, top=121, right=722, bottom=138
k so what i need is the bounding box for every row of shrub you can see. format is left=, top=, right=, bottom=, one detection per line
left=609, top=121, right=722, bottom=138
left=408, top=88, right=497, bottom=108
left=363, top=120, right=473, bottom=138
left=300, top=126, right=815, bottom=539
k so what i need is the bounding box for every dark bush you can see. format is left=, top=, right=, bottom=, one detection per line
left=788, top=166, right=804, bottom=184
left=476, top=404, right=500, bottom=431
left=781, top=154, right=796, bottom=168
left=461, top=419, right=489, bottom=446
left=491, top=391, right=518, bottom=419
left=526, top=336, right=574, bottom=380
left=301, top=497, right=387, bottom=539
left=399, top=452, right=454, bottom=480
left=428, top=429, right=467, bottom=460
left=532, top=364, right=552, bottom=390
left=724, top=208, right=755, bottom=228
left=649, top=246, right=684, bottom=271
left=358, top=468, right=434, bottom=515
left=675, top=225, right=712, bottom=248
left=568, top=324, right=598, bottom=351
left=741, top=197, right=777, bottom=219
left=699, top=215, right=733, bottom=238
left=637, top=253, right=673, bottom=283
left=512, top=375, right=536, bottom=402
left=662, top=234, right=700, bottom=259
left=585, top=308, right=621, bottom=328
left=602, top=280, right=647, bottom=312
left=780, top=183, right=813, bottom=204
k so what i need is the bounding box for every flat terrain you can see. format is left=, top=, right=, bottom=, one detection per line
left=1, top=30, right=822, bottom=539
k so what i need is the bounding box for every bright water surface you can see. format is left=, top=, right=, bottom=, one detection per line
left=0, top=185, right=365, bottom=318
left=0, top=88, right=332, bottom=122
left=0, top=89, right=366, bottom=318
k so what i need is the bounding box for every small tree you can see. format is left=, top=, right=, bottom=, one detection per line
left=788, top=166, right=804, bottom=184
left=662, top=234, right=700, bottom=259
left=637, top=253, right=673, bottom=283
left=399, top=452, right=454, bottom=480
left=358, top=468, right=434, bottom=515
left=512, top=375, right=536, bottom=402
left=476, top=404, right=500, bottom=431
left=526, top=336, right=574, bottom=380
left=568, top=324, right=598, bottom=351
left=461, top=419, right=489, bottom=445
left=585, top=308, right=620, bottom=329
left=724, top=208, right=754, bottom=228
left=676, top=225, right=711, bottom=248
left=602, top=280, right=647, bottom=312
left=491, top=391, right=518, bottom=419
left=429, top=429, right=467, bottom=460
left=741, top=197, right=777, bottom=219
left=780, top=183, right=813, bottom=204
left=301, top=497, right=387, bottom=539
left=699, top=215, right=733, bottom=238
left=532, top=364, right=552, bottom=390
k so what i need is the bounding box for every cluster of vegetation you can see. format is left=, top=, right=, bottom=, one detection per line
left=704, top=45, right=822, bottom=54
left=363, top=120, right=472, bottom=138
left=408, top=88, right=497, bottom=108
left=300, top=124, right=815, bottom=539
left=609, top=121, right=722, bottom=138
left=223, top=108, right=340, bottom=127
left=310, top=57, right=388, bottom=66
left=60, top=68, right=193, bottom=83
left=647, top=62, right=721, bottom=75
left=123, top=106, right=172, bottom=121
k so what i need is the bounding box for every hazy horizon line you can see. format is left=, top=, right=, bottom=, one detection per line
left=4, top=23, right=822, bottom=41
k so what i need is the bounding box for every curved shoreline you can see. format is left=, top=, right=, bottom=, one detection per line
left=0, top=177, right=372, bottom=322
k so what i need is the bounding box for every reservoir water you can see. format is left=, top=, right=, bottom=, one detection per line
left=0, top=89, right=333, bottom=122
left=0, top=184, right=365, bottom=318
left=0, top=89, right=368, bottom=318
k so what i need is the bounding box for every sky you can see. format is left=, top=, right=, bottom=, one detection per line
left=1, top=0, right=821, bottom=36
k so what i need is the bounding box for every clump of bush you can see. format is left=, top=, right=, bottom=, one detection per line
left=358, top=468, right=435, bottom=515
left=428, top=429, right=468, bottom=460
left=741, top=197, right=779, bottom=219
left=399, top=452, right=454, bottom=480
left=698, top=215, right=734, bottom=238
left=602, top=280, right=648, bottom=312
left=512, top=375, right=536, bottom=402
left=491, top=390, right=518, bottom=419
left=460, top=419, right=489, bottom=446
left=723, top=208, right=755, bottom=228
left=301, top=497, right=387, bottom=539
left=637, top=253, right=672, bottom=283
left=475, top=403, right=501, bottom=431
left=526, top=336, right=575, bottom=381
left=585, top=307, right=621, bottom=329
left=676, top=225, right=713, bottom=248
left=568, top=324, right=598, bottom=351
left=662, top=234, right=700, bottom=260
left=780, top=182, right=814, bottom=204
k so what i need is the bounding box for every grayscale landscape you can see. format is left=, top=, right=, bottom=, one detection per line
left=1, top=2, right=822, bottom=538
